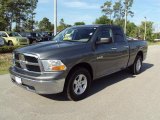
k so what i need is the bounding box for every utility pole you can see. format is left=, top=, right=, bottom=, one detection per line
left=124, top=9, right=127, bottom=34
left=144, top=17, right=147, bottom=40
left=54, top=0, right=57, bottom=36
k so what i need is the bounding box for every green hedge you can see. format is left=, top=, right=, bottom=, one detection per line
left=0, top=46, right=22, bottom=53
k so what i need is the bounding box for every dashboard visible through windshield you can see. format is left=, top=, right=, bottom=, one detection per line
left=53, top=27, right=97, bottom=42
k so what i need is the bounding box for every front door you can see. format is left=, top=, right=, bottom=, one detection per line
left=94, top=27, right=118, bottom=78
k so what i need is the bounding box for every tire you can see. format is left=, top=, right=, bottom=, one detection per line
left=64, top=67, right=92, bottom=101
left=32, top=40, right=37, bottom=44
left=130, top=55, right=143, bottom=75
left=8, top=41, right=14, bottom=46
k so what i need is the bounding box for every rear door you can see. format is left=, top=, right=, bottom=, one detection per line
left=112, top=27, right=130, bottom=69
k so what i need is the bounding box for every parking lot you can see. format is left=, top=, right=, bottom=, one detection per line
left=0, top=45, right=160, bottom=120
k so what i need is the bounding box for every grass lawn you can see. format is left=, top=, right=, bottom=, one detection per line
left=0, top=53, right=12, bottom=75
left=147, top=41, right=160, bottom=46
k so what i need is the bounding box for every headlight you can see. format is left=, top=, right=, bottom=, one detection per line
left=41, top=60, right=66, bottom=71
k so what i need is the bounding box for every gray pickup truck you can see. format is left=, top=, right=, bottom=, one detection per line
left=10, top=25, right=148, bottom=101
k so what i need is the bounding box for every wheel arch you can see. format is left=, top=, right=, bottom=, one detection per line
left=8, top=40, right=13, bottom=45
left=63, top=62, right=93, bottom=91
left=137, top=51, right=144, bottom=60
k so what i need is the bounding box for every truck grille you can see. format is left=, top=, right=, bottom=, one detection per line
left=14, top=53, right=41, bottom=72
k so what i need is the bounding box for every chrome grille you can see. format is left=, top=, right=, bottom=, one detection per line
left=14, top=53, right=41, bottom=72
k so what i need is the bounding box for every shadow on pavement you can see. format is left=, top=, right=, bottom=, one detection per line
left=42, top=63, right=153, bottom=101
left=88, top=63, right=153, bottom=97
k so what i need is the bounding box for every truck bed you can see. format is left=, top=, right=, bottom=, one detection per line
left=127, top=40, right=148, bottom=67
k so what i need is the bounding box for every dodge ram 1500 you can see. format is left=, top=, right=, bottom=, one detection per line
left=10, top=25, right=148, bottom=101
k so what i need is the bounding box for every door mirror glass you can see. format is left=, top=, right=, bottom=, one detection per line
left=96, top=37, right=112, bottom=44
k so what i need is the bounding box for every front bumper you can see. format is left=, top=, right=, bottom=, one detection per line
left=9, top=67, right=66, bottom=94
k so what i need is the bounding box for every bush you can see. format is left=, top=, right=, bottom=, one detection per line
left=0, top=53, right=12, bottom=75
left=0, top=46, right=22, bottom=53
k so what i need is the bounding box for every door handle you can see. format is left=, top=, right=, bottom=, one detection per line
left=111, top=48, right=117, bottom=50
left=97, top=56, right=104, bottom=60
left=124, top=46, right=129, bottom=48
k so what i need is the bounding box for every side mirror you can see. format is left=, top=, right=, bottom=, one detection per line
left=96, top=37, right=112, bottom=44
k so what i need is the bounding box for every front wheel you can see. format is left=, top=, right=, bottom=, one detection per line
left=64, top=68, right=91, bottom=101
left=130, top=55, right=143, bottom=75
left=32, top=40, right=37, bottom=44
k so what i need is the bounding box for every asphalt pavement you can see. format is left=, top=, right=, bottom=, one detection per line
left=0, top=45, right=160, bottom=120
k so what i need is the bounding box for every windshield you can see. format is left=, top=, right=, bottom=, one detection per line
left=8, top=32, right=21, bottom=37
left=53, top=27, right=97, bottom=42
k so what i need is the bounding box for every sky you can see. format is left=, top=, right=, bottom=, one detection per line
left=36, top=0, right=160, bottom=32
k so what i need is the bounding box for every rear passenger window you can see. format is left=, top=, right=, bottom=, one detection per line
left=98, top=27, right=113, bottom=39
left=112, top=27, right=125, bottom=43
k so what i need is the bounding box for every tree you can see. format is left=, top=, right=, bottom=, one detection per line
left=57, top=18, right=71, bottom=32
left=94, top=15, right=112, bottom=25
left=123, top=0, right=134, bottom=33
left=0, top=0, right=14, bottom=30
left=139, top=21, right=154, bottom=41
left=114, top=19, right=125, bottom=28
left=12, top=0, right=32, bottom=32
left=38, top=17, right=54, bottom=31
left=101, top=1, right=113, bottom=24
left=0, top=18, right=8, bottom=30
left=74, top=22, right=85, bottom=26
left=24, top=0, right=38, bottom=32
left=126, top=21, right=138, bottom=37
left=113, top=0, right=124, bottom=21
left=152, top=33, right=160, bottom=39
left=22, top=19, right=35, bottom=32
left=0, top=0, right=38, bottom=31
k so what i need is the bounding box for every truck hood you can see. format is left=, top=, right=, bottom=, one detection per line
left=15, top=41, right=88, bottom=59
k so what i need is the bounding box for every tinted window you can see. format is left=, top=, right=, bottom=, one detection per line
left=20, top=33, right=27, bottom=37
left=98, top=27, right=113, bottom=39
left=1, top=32, right=7, bottom=37
left=8, top=32, right=21, bottom=37
left=112, top=27, right=125, bottom=42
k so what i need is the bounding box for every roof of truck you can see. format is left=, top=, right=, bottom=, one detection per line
left=71, top=24, right=121, bottom=28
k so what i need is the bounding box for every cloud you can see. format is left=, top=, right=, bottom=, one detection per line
left=62, top=0, right=99, bottom=9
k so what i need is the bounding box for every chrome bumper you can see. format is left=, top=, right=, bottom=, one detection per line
left=9, top=67, right=66, bottom=94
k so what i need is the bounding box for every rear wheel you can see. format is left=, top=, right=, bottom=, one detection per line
left=32, top=40, right=37, bottom=44
left=64, top=67, right=91, bottom=101
left=130, top=55, right=142, bottom=75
